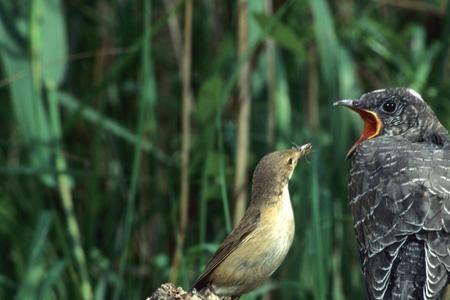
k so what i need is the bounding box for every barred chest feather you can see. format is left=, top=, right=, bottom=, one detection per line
left=348, top=136, right=450, bottom=300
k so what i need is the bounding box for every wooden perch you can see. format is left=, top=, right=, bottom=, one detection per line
left=147, top=283, right=224, bottom=300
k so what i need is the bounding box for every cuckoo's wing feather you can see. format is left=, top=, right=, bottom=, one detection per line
left=349, top=136, right=450, bottom=299
left=191, top=207, right=261, bottom=291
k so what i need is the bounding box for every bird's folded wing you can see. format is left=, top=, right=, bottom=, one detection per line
left=350, top=136, right=450, bottom=299
left=191, top=207, right=261, bottom=291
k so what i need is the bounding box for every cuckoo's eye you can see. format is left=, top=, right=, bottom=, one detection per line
left=381, top=99, right=397, bottom=114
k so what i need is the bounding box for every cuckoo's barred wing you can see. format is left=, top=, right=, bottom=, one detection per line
left=423, top=240, right=448, bottom=298
left=363, top=240, right=407, bottom=299
left=349, top=136, right=450, bottom=299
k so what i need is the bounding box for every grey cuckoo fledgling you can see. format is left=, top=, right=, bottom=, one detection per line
left=335, top=88, right=450, bottom=299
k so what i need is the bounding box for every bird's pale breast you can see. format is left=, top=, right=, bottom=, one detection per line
left=210, top=185, right=295, bottom=296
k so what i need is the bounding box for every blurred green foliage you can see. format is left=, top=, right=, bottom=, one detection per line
left=0, top=0, right=449, bottom=299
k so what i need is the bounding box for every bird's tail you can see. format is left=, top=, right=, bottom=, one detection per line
left=389, top=237, right=426, bottom=300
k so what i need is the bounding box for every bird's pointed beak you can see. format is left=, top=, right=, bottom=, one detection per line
left=299, top=143, right=312, bottom=155
left=333, top=99, right=383, bottom=160
left=292, top=143, right=312, bottom=158
left=333, top=99, right=356, bottom=108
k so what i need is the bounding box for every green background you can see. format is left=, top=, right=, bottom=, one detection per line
left=0, top=0, right=449, bottom=299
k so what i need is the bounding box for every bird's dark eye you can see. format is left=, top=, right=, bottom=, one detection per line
left=381, top=99, right=397, bottom=114
left=288, top=158, right=294, bottom=165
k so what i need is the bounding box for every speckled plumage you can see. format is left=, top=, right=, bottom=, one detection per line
left=339, top=88, right=450, bottom=299
left=350, top=136, right=450, bottom=299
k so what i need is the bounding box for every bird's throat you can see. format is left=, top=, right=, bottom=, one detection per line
left=347, top=109, right=382, bottom=159
left=280, top=186, right=294, bottom=224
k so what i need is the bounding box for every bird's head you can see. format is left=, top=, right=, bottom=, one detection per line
left=251, top=143, right=311, bottom=201
left=334, top=87, right=447, bottom=159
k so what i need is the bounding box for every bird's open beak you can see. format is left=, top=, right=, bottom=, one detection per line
left=293, top=143, right=312, bottom=157
left=333, top=99, right=383, bottom=159
left=299, top=143, right=312, bottom=155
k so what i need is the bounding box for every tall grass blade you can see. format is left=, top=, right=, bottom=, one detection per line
left=15, top=212, right=52, bottom=300
left=113, top=0, right=156, bottom=297
left=41, top=0, right=67, bottom=85
left=0, top=1, right=55, bottom=185
left=308, top=0, right=339, bottom=97
left=275, top=58, right=292, bottom=148
left=48, top=83, right=93, bottom=300
left=310, top=151, right=326, bottom=300
left=57, top=91, right=167, bottom=161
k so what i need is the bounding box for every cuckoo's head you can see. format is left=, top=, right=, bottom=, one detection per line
left=251, top=143, right=311, bottom=201
left=334, top=88, right=447, bottom=159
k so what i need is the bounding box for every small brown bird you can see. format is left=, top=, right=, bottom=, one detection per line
left=192, top=143, right=312, bottom=299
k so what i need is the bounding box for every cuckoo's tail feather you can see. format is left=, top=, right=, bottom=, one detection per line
left=389, top=237, right=426, bottom=300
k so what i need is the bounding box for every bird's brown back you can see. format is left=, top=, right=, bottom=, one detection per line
left=191, top=146, right=311, bottom=294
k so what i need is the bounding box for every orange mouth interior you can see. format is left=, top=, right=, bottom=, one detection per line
left=347, top=109, right=382, bottom=158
